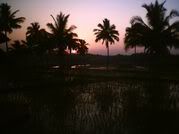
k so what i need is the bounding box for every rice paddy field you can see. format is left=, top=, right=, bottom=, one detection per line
left=0, top=67, right=179, bottom=134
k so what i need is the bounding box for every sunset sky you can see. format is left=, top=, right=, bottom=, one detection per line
left=1, top=0, right=179, bottom=55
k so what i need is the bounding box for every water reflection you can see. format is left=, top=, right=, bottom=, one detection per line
left=0, top=80, right=179, bottom=134
left=88, top=66, right=117, bottom=70
left=51, top=65, right=60, bottom=69
left=71, top=64, right=90, bottom=69
left=50, top=64, right=119, bottom=70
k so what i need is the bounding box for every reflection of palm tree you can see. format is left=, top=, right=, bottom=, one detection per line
left=47, top=12, right=77, bottom=55
left=125, top=0, right=179, bottom=56
left=93, top=18, right=119, bottom=69
left=0, top=3, right=25, bottom=52
left=77, top=39, right=89, bottom=55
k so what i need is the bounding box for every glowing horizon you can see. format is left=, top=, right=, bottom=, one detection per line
left=1, top=0, right=179, bottom=55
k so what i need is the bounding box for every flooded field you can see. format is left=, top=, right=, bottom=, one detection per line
left=0, top=79, right=179, bottom=134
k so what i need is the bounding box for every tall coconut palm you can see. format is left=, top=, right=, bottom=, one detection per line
left=66, top=32, right=78, bottom=55
left=77, top=39, right=89, bottom=55
left=26, top=22, right=41, bottom=48
left=47, top=12, right=77, bottom=55
left=66, top=32, right=79, bottom=66
left=93, top=18, right=119, bottom=69
left=124, top=0, right=179, bottom=56
left=26, top=22, right=50, bottom=54
left=0, top=3, right=25, bottom=52
left=27, top=23, right=38, bottom=41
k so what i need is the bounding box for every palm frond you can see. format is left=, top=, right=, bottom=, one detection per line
left=67, top=25, right=77, bottom=33
left=10, top=10, right=19, bottom=17
left=97, top=23, right=104, bottom=29
left=94, top=18, right=119, bottom=51
left=169, top=10, right=179, bottom=18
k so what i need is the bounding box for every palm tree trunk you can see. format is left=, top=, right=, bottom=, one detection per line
left=107, top=47, right=109, bottom=70
left=69, top=47, right=72, bottom=67
left=4, top=31, right=8, bottom=52
left=70, top=48, right=72, bottom=55
left=134, top=46, right=137, bottom=66
left=106, top=42, right=109, bottom=71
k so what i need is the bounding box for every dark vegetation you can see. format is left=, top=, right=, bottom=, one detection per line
left=0, top=1, right=179, bottom=134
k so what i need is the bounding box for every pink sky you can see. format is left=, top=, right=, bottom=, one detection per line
left=1, top=0, right=179, bottom=55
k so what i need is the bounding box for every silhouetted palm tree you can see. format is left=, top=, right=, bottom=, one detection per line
left=47, top=12, right=77, bottom=55
left=0, top=3, right=25, bottom=52
left=26, top=22, right=50, bottom=54
left=93, top=18, right=119, bottom=69
left=125, top=0, right=179, bottom=56
left=65, top=32, right=79, bottom=66
left=66, top=32, right=78, bottom=55
left=77, top=39, right=89, bottom=55
left=26, top=22, right=41, bottom=46
left=26, top=22, right=42, bottom=46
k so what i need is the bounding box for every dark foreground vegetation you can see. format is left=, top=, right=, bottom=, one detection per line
left=0, top=52, right=179, bottom=134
